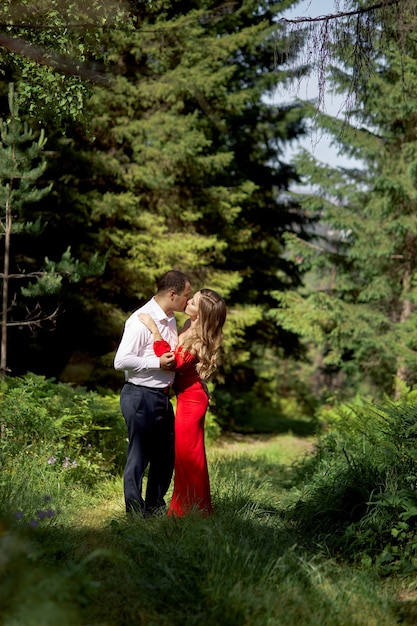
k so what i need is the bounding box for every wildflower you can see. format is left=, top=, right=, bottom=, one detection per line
left=46, top=509, right=55, bottom=518
left=47, top=455, right=56, bottom=465
left=29, top=519, right=39, bottom=528
left=36, top=510, right=47, bottom=520
left=72, top=460, right=78, bottom=468
left=14, top=511, right=24, bottom=520
left=62, top=457, right=70, bottom=468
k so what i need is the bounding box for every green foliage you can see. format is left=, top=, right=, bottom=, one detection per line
left=0, top=0, right=131, bottom=123
left=0, top=84, right=50, bottom=209
left=272, top=4, right=417, bottom=402
left=0, top=517, right=96, bottom=626
left=0, top=85, right=106, bottom=375
left=0, top=84, right=105, bottom=300
left=1, top=0, right=312, bottom=412
left=212, top=336, right=318, bottom=434
left=288, top=394, right=417, bottom=574
left=0, top=432, right=402, bottom=626
left=0, top=374, right=127, bottom=625
left=0, top=373, right=126, bottom=509
left=21, top=247, right=106, bottom=297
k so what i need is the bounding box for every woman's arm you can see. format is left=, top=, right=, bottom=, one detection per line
left=138, top=313, right=172, bottom=358
left=114, top=314, right=161, bottom=372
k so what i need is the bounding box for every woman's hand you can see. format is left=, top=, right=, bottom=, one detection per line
left=138, top=313, right=159, bottom=336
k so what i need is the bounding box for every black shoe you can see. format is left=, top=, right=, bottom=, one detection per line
left=144, top=505, right=167, bottom=518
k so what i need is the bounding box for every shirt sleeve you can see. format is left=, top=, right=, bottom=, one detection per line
left=114, top=315, right=160, bottom=371
left=153, top=340, right=172, bottom=357
left=153, top=340, right=196, bottom=374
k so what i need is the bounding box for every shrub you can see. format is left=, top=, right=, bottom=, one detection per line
left=287, top=397, right=417, bottom=573
left=0, top=373, right=126, bottom=516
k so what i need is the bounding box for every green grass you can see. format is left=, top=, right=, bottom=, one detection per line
left=1, top=433, right=416, bottom=625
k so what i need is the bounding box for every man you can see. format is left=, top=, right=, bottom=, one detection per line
left=114, top=269, right=192, bottom=516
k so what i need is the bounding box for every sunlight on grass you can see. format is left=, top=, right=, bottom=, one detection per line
left=211, top=432, right=316, bottom=463
left=1, top=432, right=411, bottom=626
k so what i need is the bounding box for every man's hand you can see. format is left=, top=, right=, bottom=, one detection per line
left=160, top=352, right=176, bottom=370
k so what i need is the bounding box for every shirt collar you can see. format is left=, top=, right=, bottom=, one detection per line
left=150, top=297, right=175, bottom=323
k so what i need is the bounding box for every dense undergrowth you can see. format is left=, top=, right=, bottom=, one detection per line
left=1, top=374, right=417, bottom=624
left=287, top=395, right=417, bottom=575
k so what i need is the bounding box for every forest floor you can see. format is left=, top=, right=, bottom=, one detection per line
left=55, top=432, right=417, bottom=625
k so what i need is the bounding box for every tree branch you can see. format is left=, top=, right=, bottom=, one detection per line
left=280, top=0, right=400, bottom=24
left=6, top=305, right=60, bottom=328
left=0, top=21, right=116, bottom=31
left=0, top=32, right=112, bottom=84
left=0, top=272, right=50, bottom=279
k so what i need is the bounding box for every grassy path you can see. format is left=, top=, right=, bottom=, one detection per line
left=57, top=432, right=417, bottom=626
left=213, top=432, right=316, bottom=461
left=77, top=433, right=315, bottom=526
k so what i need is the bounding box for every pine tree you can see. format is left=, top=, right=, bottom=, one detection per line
left=272, top=2, right=417, bottom=400
left=0, top=84, right=104, bottom=377
left=0, top=83, right=51, bottom=376
left=22, top=0, right=311, bottom=398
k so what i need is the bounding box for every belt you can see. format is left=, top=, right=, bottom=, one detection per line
left=125, top=382, right=170, bottom=395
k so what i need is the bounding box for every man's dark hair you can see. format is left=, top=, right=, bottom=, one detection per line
left=157, top=270, right=190, bottom=294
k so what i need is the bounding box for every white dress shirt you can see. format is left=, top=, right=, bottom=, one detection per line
left=114, top=297, right=178, bottom=388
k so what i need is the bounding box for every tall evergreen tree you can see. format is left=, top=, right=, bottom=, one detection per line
left=0, top=84, right=104, bottom=377
left=14, top=0, right=311, bottom=399
left=272, top=1, right=417, bottom=400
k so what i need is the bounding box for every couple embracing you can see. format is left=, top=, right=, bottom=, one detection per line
left=114, top=270, right=226, bottom=518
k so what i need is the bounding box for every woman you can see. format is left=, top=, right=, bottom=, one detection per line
left=138, top=288, right=226, bottom=516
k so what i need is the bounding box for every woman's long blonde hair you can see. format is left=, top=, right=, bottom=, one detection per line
left=181, top=288, right=226, bottom=379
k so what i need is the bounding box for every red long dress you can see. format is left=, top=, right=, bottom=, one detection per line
left=153, top=340, right=213, bottom=516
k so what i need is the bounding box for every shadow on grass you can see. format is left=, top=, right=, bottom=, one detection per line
left=1, top=510, right=296, bottom=626
left=0, top=477, right=405, bottom=626
left=0, top=433, right=404, bottom=626
left=4, top=500, right=403, bottom=626
left=230, top=414, right=317, bottom=438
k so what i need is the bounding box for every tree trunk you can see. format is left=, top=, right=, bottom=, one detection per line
left=394, top=250, right=414, bottom=399
left=1, top=190, right=11, bottom=380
